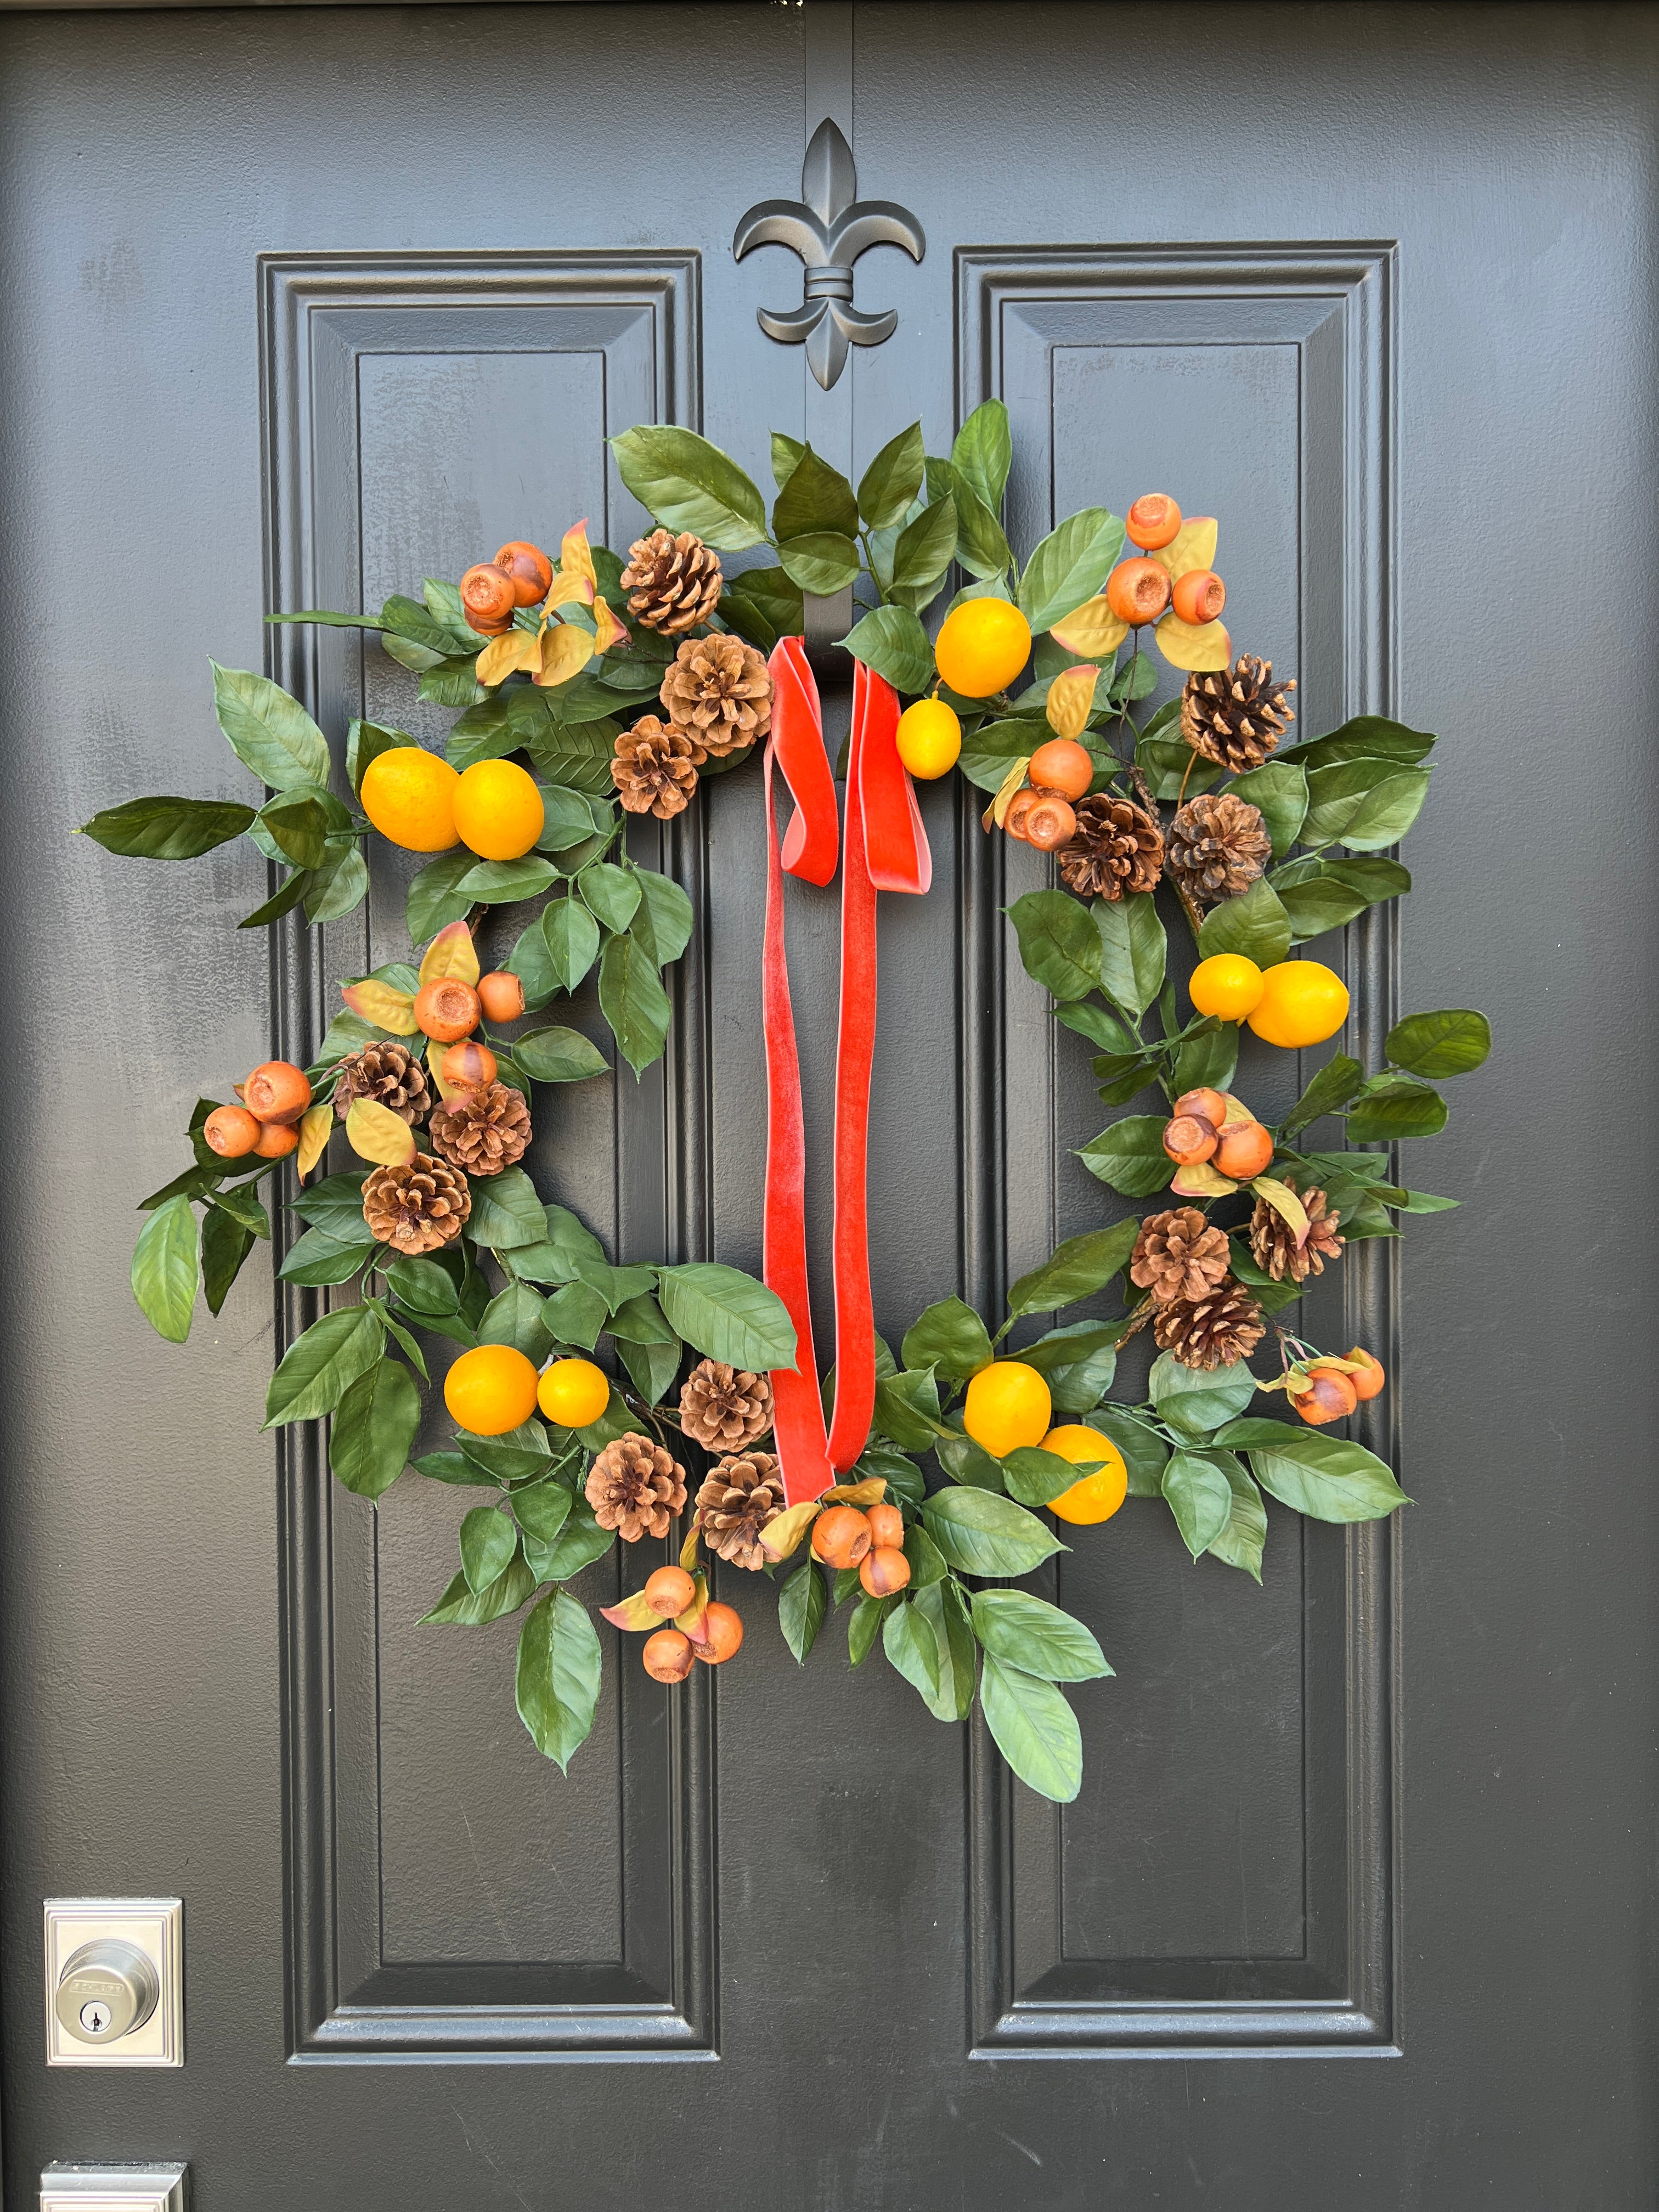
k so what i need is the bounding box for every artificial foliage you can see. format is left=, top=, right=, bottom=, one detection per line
left=84, top=405, right=1491, bottom=1805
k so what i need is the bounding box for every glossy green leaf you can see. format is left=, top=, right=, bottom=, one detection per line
left=209, top=661, right=331, bottom=791
left=515, top=1589, right=603, bottom=1769
left=656, top=1263, right=797, bottom=1372
left=81, top=795, right=257, bottom=861
left=1280, top=715, right=1436, bottom=772
left=577, top=860, right=641, bottom=933
left=421, top=1553, right=535, bottom=1624
left=290, top=1170, right=370, bottom=1235
left=848, top=1593, right=895, bottom=1667
left=1007, top=1218, right=1139, bottom=1321
left=1385, top=1008, right=1491, bottom=1080
left=610, top=425, right=768, bottom=551
left=523, top=1493, right=614, bottom=1582
left=404, top=851, right=477, bottom=941
left=902, top=1522, right=949, bottom=1590
left=1170, top=1021, right=1239, bottom=1099
left=501, top=1204, right=607, bottom=1287
left=1017, top=508, right=1125, bottom=634
left=1227, top=760, right=1308, bottom=859
left=770, top=430, right=806, bottom=488
left=891, top=495, right=957, bottom=592
left=511, top=1024, right=610, bottom=1085
left=131, top=1193, right=199, bottom=1343
left=467, top=1167, right=551, bottom=1251
left=971, top=1588, right=1110, bottom=1681
left=634, top=870, right=694, bottom=964
left=779, top=1559, right=828, bottom=1663
left=1162, top=1451, right=1234, bottom=1557
left=883, top=1596, right=941, bottom=1702
left=901, top=1297, right=994, bottom=1381
left=921, top=1486, right=1065, bottom=1577
left=1000, top=1444, right=1093, bottom=1508
left=773, top=443, right=859, bottom=540
left=1216, top=1419, right=1410, bottom=1522
left=1094, top=892, right=1166, bottom=1017
left=1280, top=1054, right=1365, bottom=1138
left=459, top=1504, right=518, bottom=1593
left=511, top=1479, right=574, bottom=1548
left=541, top=1280, right=608, bottom=1352
left=923, top=457, right=1012, bottom=580
left=238, top=868, right=314, bottom=929
left=1205, top=1452, right=1267, bottom=1581
left=1197, top=876, right=1292, bottom=967
left=1345, top=1071, right=1448, bottom=1143
left=1006, top=889, right=1102, bottom=1001
left=979, top=1654, right=1082, bottom=1803
left=1021, top=1320, right=1118, bottom=1413
left=857, top=421, right=926, bottom=527
left=1077, top=1114, right=1172, bottom=1198
left=264, top=1304, right=385, bottom=1427
left=541, top=898, right=603, bottom=995
left=598, top=932, right=672, bottom=1075
left=1088, top=1407, right=1170, bottom=1496
left=326, top=1357, right=419, bottom=1499
left=1302, top=760, right=1432, bottom=851
left=277, top=1224, right=376, bottom=1287
left=200, top=1204, right=256, bottom=1317
left=951, top=398, right=1012, bottom=518
left=1148, top=1352, right=1259, bottom=1438
left=777, top=530, right=862, bottom=597
left=932, top=1427, right=1006, bottom=1492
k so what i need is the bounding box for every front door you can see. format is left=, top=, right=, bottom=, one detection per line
left=3, top=5, right=1653, bottom=2204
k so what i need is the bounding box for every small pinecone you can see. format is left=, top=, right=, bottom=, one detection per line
left=585, top=1431, right=687, bottom=1542
left=1130, top=1206, right=1232, bottom=1305
left=362, top=1154, right=471, bottom=1255
left=612, top=715, right=699, bottom=819
left=428, top=1080, right=531, bottom=1177
left=1249, top=1183, right=1345, bottom=1284
left=1057, top=793, right=1165, bottom=901
left=1169, top=792, right=1272, bottom=907
left=332, top=1040, right=430, bottom=1126
left=658, top=634, right=771, bottom=759
left=678, top=1358, right=774, bottom=1452
left=1180, top=655, right=1297, bottom=774
left=619, top=528, right=723, bottom=635
left=693, top=1450, right=786, bottom=1571
left=1153, top=1276, right=1266, bottom=1371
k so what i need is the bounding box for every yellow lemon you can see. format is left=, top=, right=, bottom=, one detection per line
left=538, top=1356, right=611, bottom=1430
left=962, top=1360, right=1052, bottom=1459
left=443, top=1344, right=540, bottom=1437
left=895, top=697, right=962, bottom=779
left=453, top=759, right=545, bottom=861
left=1188, top=952, right=1266, bottom=1022
left=359, top=746, right=460, bottom=853
left=1246, top=960, right=1351, bottom=1048
left=1040, top=1424, right=1128, bottom=1525
left=934, top=598, right=1032, bottom=699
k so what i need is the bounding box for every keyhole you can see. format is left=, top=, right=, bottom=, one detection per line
left=79, top=2001, right=110, bottom=2036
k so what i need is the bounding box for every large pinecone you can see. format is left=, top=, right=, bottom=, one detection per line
left=679, top=1359, right=773, bottom=1452
left=428, top=1080, right=531, bottom=1177
left=1153, top=1276, right=1266, bottom=1370
left=1249, top=1182, right=1345, bottom=1284
left=362, top=1154, right=471, bottom=1254
left=585, top=1432, right=687, bottom=1542
left=1169, top=792, right=1272, bottom=907
left=1130, top=1207, right=1231, bottom=1305
left=619, top=528, right=723, bottom=635
left=658, top=634, right=771, bottom=759
left=612, top=715, right=699, bottom=819
left=693, top=1450, right=786, bottom=1571
left=1180, top=656, right=1297, bottom=774
left=332, top=1040, right=430, bottom=1126
left=1057, top=793, right=1165, bottom=901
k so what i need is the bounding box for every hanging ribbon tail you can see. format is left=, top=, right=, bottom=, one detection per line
left=762, top=638, right=837, bottom=1506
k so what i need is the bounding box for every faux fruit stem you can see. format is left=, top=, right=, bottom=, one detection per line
left=1125, top=759, right=1206, bottom=945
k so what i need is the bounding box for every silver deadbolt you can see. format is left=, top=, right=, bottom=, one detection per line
left=54, top=1939, right=160, bottom=2046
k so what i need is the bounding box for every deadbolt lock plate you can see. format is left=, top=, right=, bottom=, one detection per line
left=40, top=2164, right=188, bottom=2211
left=44, top=1900, right=182, bottom=2068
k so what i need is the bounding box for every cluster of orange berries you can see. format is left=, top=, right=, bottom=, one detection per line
left=1105, top=494, right=1225, bottom=629
left=1291, top=1348, right=1386, bottom=1426
left=458, top=540, right=555, bottom=636
left=1002, top=735, right=1094, bottom=853
left=811, top=1500, right=912, bottom=1596
left=637, top=1567, right=744, bottom=1683
left=203, top=1059, right=313, bottom=1160
left=412, top=967, right=526, bottom=1045
left=1161, top=1085, right=1273, bottom=1180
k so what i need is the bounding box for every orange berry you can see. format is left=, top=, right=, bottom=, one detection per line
left=1125, top=493, right=1182, bottom=550
left=692, top=1601, right=744, bottom=1665
left=1105, top=556, right=1172, bottom=625
left=252, top=1119, right=299, bottom=1160
left=1295, top=1363, right=1358, bottom=1426
left=1171, top=568, right=1226, bottom=624
left=859, top=1547, right=911, bottom=1598
left=1162, top=1114, right=1218, bottom=1166
left=644, top=1565, right=696, bottom=1618
left=244, top=1059, right=311, bottom=1125
left=477, top=970, right=526, bottom=1024
left=1172, top=1087, right=1229, bottom=1128
left=811, top=1505, right=872, bottom=1570
left=1214, top=1120, right=1273, bottom=1179
left=460, top=562, right=517, bottom=634
left=1003, top=788, right=1038, bottom=843
left=1027, top=737, right=1093, bottom=800
left=865, top=1503, right=904, bottom=1550
left=204, top=1104, right=261, bottom=1158
left=643, top=1628, right=694, bottom=1682
left=414, top=978, right=481, bottom=1043
left=440, top=1039, right=497, bottom=1091
left=493, top=540, right=554, bottom=607
left=1024, top=794, right=1076, bottom=850
left=1345, top=1347, right=1387, bottom=1402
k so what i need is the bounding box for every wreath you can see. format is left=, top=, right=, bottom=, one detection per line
left=82, top=409, right=1490, bottom=1804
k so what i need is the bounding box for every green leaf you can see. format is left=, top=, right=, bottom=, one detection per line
left=634, top=870, right=694, bottom=964
left=1138, top=733, right=1220, bottom=803
left=932, top=1428, right=1006, bottom=1492
left=951, top=398, right=1012, bottom=517
left=305, top=842, right=369, bottom=924
left=345, top=717, right=406, bottom=795
left=598, top=932, right=673, bottom=1075
left=883, top=1597, right=941, bottom=1702
left=1006, top=889, right=1101, bottom=1002
left=404, top=851, right=477, bottom=941
left=1205, top=1452, right=1267, bottom=1581
left=1385, top=1008, right=1491, bottom=1080
left=268, top=606, right=385, bottom=631
left=80, top=795, right=257, bottom=861
left=541, top=898, right=603, bottom=995
left=779, top=1559, right=828, bottom=1663
left=278, top=1224, right=376, bottom=1288
left=200, top=1204, right=256, bottom=1317
left=655, top=1262, right=797, bottom=1372
left=421, top=1554, right=535, bottom=1624
left=502, top=1203, right=607, bottom=1286
left=1053, top=998, right=1139, bottom=1054
left=208, top=661, right=331, bottom=791
left=971, top=1589, right=1109, bottom=1681
left=477, top=1281, right=553, bottom=1364
left=541, top=1280, right=608, bottom=1352
left=535, top=785, right=607, bottom=854
left=1022, top=1320, right=1118, bottom=1413
left=1280, top=715, right=1436, bottom=771
left=1000, top=1445, right=1091, bottom=1509
left=264, top=1304, right=385, bottom=1427
left=131, top=1194, right=199, bottom=1343
left=256, top=789, right=330, bottom=871
left=1148, top=1352, right=1258, bottom=1438
left=610, top=425, right=768, bottom=551
left=1007, top=1219, right=1140, bottom=1321
left=921, top=1486, right=1065, bottom=1577
left=515, top=1589, right=603, bottom=1770
left=466, top=1167, right=550, bottom=1251
left=855, top=1442, right=926, bottom=1508
left=455, top=855, right=558, bottom=906
left=1345, top=1071, right=1448, bottom=1143
left=1089, top=1407, right=1170, bottom=1496
left=954, top=714, right=1047, bottom=792
left=512, top=1024, right=610, bottom=1084
left=1280, top=1054, right=1366, bottom=1138
left=1170, top=1021, right=1239, bottom=1099
left=524, top=1493, right=614, bottom=1582
left=1216, top=1419, right=1410, bottom=1522
left=1277, top=868, right=1378, bottom=939
left=329, top=1358, right=420, bottom=1499
left=1227, top=760, right=1307, bottom=858
left=857, top=421, right=926, bottom=528
left=873, top=1367, right=944, bottom=1452
left=924, top=456, right=1012, bottom=582
left=459, top=1504, right=519, bottom=1593
left=901, top=1297, right=994, bottom=1381
left=1017, top=508, right=1125, bottom=633
left=577, top=860, right=641, bottom=933
left=891, top=496, right=957, bottom=592
left=1198, top=876, right=1292, bottom=967
left=238, top=868, right=315, bottom=929
left=290, top=1170, right=370, bottom=1235
left=777, top=531, right=862, bottom=597
left=839, top=603, right=936, bottom=696
left=770, top=430, right=806, bottom=489
left=1077, top=1114, right=1172, bottom=1198
left=979, top=1654, right=1082, bottom=1803
left=1094, top=892, right=1166, bottom=1018
left=1162, top=1451, right=1234, bottom=1557
left=902, top=1522, right=949, bottom=1589
left=1302, top=759, right=1432, bottom=851
left=772, top=443, right=859, bottom=541
left=510, top=1479, right=573, bottom=1548
left=848, top=1593, right=895, bottom=1667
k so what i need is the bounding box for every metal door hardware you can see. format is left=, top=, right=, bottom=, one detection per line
left=41, top=2165, right=188, bottom=2211
left=44, top=1900, right=183, bottom=2068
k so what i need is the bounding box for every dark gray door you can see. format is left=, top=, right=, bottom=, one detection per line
left=3, top=4, right=1654, bottom=2204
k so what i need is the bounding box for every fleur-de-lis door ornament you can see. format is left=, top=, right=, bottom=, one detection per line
left=733, top=119, right=926, bottom=391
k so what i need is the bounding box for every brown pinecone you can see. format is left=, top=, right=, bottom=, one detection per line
left=428, top=1080, right=531, bottom=1177
left=1168, top=792, right=1272, bottom=907
left=362, top=1154, right=471, bottom=1254
left=1248, top=1182, right=1345, bottom=1285
left=1130, top=1206, right=1232, bottom=1305
left=1057, top=793, right=1165, bottom=901
left=585, top=1431, right=687, bottom=1542
left=612, top=715, right=699, bottom=819
left=1152, top=1276, right=1266, bottom=1370
left=332, top=1040, right=431, bottom=1126
left=693, top=1449, right=786, bottom=1571
left=1180, top=655, right=1297, bottom=774
left=678, top=1358, right=774, bottom=1452
left=658, top=634, right=771, bottom=759
left=619, top=528, right=723, bottom=635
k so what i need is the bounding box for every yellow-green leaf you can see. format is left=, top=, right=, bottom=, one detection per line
left=591, top=594, right=628, bottom=652
left=296, top=1102, right=333, bottom=1182
left=1169, top=1159, right=1238, bottom=1197
left=985, top=752, right=1031, bottom=830
left=340, top=977, right=419, bottom=1034
left=1155, top=613, right=1232, bottom=672
left=345, top=1096, right=417, bottom=1166
left=600, top=1590, right=664, bottom=1633
left=1150, top=515, right=1218, bottom=580
left=418, top=918, right=480, bottom=990
left=476, top=629, right=542, bottom=687
left=1045, top=664, right=1098, bottom=740
left=532, top=622, right=595, bottom=689
left=1250, top=1175, right=1310, bottom=1245
left=758, top=1499, right=822, bottom=1562
left=541, top=570, right=594, bottom=612
left=1048, top=595, right=1129, bottom=657
left=820, top=1476, right=888, bottom=1507
left=425, top=1031, right=467, bottom=1102
left=560, top=518, right=596, bottom=588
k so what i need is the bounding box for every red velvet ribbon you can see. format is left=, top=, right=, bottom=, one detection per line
left=761, top=641, right=930, bottom=1506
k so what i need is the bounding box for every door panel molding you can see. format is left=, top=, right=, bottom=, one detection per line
left=259, top=251, right=718, bottom=2062
left=957, top=242, right=1402, bottom=2057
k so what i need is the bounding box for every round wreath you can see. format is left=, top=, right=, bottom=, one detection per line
left=84, top=410, right=1490, bottom=1803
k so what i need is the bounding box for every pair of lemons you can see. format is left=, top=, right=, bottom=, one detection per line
left=1189, top=952, right=1349, bottom=1048
left=444, top=1346, right=611, bottom=1437
left=894, top=597, right=1037, bottom=781
left=961, top=1362, right=1128, bottom=1526
left=360, top=748, right=545, bottom=862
